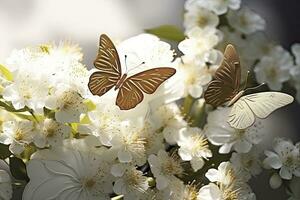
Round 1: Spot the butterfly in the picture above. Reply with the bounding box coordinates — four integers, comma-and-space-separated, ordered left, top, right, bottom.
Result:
204, 44, 294, 130
88, 34, 176, 110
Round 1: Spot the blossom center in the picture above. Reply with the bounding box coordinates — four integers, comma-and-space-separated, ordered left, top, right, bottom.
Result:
197, 16, 208, 27
83, 178, 96, 189
58, 91, 81, 110
162, 156, 183, 176
266, 67, 278, 80
14, 129, 24, 141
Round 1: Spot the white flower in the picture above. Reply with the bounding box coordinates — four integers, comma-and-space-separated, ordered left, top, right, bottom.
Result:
111, 164, 149, 200
85, 97, 122, 146
230, 148, 262, 181
148, 150, 184, 190
204, 162, 256, 200
227, 7, 265, 34
197, 182, 256, 200
158, 177, 185, 200
3, 72, 49, 113
178, 60, 214, 98
5, 43, 89, 95
244, 32, 275, 61
45, 84, 87, 123
290, 43, 300, 102
254, 46, 293, 90
205, 107, 264, 154
23, 148, 114, 200
110, 122, 147, 165
140, 121, 165, 156
35, 118, 71, 147
263, 138, 300, 180
197, 183, 222, 200
179, 27, 221, 63
184, 5, 219, 31
186, 0, 241, 15
0, 165, 12, 200
0, 120, 36, 154
177, 127, 212, 171
150, 103, 187, 145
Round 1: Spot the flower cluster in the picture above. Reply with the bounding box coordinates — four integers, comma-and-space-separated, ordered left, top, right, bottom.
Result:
0, 0, 299, 199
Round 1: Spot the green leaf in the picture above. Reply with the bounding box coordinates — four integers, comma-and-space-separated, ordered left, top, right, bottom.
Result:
0, 143, 11, 159
9, 157, 29, 182
145, 25, 185, 42
0, 64, 13, 81
84, 99, 96, 111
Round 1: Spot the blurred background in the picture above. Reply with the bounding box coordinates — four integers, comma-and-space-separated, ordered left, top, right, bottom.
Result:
0, 0, 299, 199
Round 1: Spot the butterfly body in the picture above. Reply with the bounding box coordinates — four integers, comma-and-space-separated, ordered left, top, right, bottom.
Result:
88, 34, 176, 110
115, 74, 128, 90
227, 90, 245, 106
204, 44, 294, 129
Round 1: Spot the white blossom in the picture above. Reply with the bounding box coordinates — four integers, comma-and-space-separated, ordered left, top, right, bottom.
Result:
185, 0, 241, 15
177, 60, 214, 98
177, 127, 212, 171
179, 27, 221, 64
263, 138, 300, 180
184, 5, 219, 31
148, 150, 184, 190
150, 103, 187, 145
205, 107, 264, 154
254, 46, 293, 90
35, 118, 71, 147
230, 148, 262, 181
203, 162, 256, 200
227, 7, 265, 34
3, 72, 49, 113
111, 164, 149, 200
23, 148, 114, 200
45, 84, 87, 123
0, 120, 36, 154
290, 43, 300, 102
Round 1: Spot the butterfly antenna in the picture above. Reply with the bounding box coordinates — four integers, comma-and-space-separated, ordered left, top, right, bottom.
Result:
244, 83, 265, 92
243, 71, 250, 90
127, 61, 146, 73
124, 55, 128, 73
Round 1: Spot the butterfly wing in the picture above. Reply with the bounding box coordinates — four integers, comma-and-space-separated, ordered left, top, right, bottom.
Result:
116, 79, 144, 110
239, 92, 294, 118
116, 67, 176, 110
204, 44, 241, 107
88, 34, 122, 96
228, 92, 294, 129
227, 98, 255, 129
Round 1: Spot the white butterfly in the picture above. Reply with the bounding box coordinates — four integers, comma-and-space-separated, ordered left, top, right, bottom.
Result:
204, 44, 294, 129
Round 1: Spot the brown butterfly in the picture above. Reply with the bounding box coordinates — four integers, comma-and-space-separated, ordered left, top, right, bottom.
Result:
204, 44, 241, 107
204, 44, 293, 129
88, 34, 176, 110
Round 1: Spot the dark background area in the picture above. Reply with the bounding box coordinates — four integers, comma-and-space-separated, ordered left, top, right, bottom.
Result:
245, 0, 300, 199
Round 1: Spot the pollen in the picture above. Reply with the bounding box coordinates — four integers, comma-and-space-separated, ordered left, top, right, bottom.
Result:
124, 132, 146, 158
59, 91, 81, 110
162, 153, 184, 176
14, 129, 24, 141
191, 134, 209, 154
197, 16, 208, 27
83, 178, 96, 189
